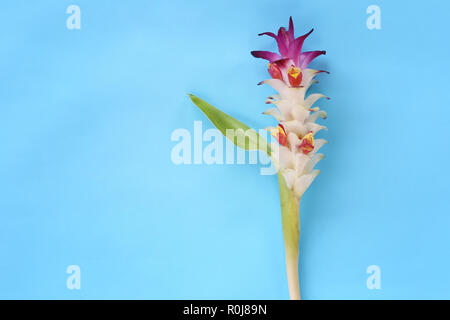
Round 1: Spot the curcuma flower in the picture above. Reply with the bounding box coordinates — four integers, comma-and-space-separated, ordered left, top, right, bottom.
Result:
188, 17, 328, 300
252, 17, 329, 200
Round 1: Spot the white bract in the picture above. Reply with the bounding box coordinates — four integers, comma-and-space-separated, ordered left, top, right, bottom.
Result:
263, 69, 328, 199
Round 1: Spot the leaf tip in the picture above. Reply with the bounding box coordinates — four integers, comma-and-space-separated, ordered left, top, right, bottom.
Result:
188, 93, 201, 106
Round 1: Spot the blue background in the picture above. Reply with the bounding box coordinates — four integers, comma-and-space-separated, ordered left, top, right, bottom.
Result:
0, 0, 449, 299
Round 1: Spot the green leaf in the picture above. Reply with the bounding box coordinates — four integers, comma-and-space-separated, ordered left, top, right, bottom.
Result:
188, 94, 270, 155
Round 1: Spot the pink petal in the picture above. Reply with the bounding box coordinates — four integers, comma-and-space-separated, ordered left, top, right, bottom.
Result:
288, 29, 314, 66
276, 27, 290, 56
258, 31, 277, 38
258, 31, 289, 57
273, 58, 293, 73
299, 50, 326, 69
287, 16, 294, 40
250, 50, 281, 62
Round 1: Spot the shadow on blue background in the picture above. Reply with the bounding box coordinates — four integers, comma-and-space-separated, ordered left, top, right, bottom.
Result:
0, 0, 449, 299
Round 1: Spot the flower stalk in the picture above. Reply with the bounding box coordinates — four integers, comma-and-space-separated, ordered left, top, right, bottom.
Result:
278, 173, 301, 300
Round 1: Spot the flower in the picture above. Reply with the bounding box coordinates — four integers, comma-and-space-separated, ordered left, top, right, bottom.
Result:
254, 17, 328, 199
269, 124, 288, 147
189, 17, 329, 300
251, 17, 326, 88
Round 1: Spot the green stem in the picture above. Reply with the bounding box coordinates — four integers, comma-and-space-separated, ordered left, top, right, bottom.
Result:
278, 174, 301, 300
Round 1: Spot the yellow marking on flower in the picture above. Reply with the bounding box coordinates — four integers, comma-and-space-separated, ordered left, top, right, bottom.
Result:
287, 65, 302, 87
300, 132, 315, 154
269, 124, 287, 146
288, 66, 301, 78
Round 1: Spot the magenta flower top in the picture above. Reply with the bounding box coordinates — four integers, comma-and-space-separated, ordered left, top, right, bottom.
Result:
251, 17, 326, 87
